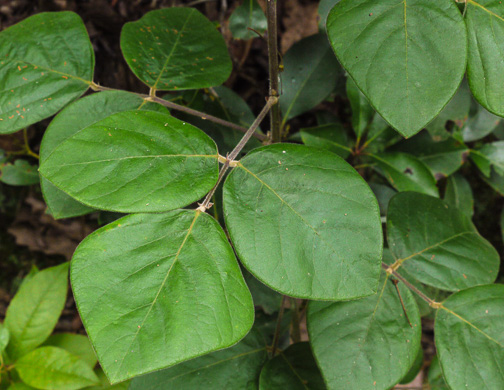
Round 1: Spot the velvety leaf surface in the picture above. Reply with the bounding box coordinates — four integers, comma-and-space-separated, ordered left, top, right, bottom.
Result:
0, 160, 39, 185
40, 110, 219, 213
387, 192, 499, 291
470, 141, 504, 177
16, 346, 99, 390
43, 333, 97, 368
327, 0, 467, 137
466, 0, 504, 117
308, 272, 421, 390
300, 123, 352, 159
346, 77, 374, 140
5, 263, 68, 360
259, 342, 325, 390
229, 0, 267, 39
71, 210, 254, 383
369, 153, 439, 196
0, 12, 94, 134
120, 8, 232, 90
223, 144, 383, 300
129, 328, 267, 390
444, 173, 474, 218
40, 91, 166, 219
280, 34, 340, 124
435, 285, 504, 390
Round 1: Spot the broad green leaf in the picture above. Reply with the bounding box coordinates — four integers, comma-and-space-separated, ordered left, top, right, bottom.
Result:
7, 384, 36, 390
18, 265, 39, 290
39, 110, 219, 213
244, 270, 282, 315
40, 91, 166, 219
120, 8, 232, 91
318, 0, 341, 30
0, 160, 39, 185
369, 152, 439, 197
308, 272, 421, 390
444, 173, 474, 218
16, 346, 99, 390
0, 12, 94, 134
129, 328, 267, 390
280, 34, 340, 125
71, 210, 254, 383
259, 342, 325, 390
229, 0, 268, 39
43, 333, 97, 368
427, 355, 449, 390
426, 79, 471, 141
5, 263, 68, 360
435, 285, 504, 390
346, 77, 374, 140
0, 322, 9, 354
399, 346, 423, 384
84, 369, 130, 390
223, 144, 383, 300
470, 141, 504, 177
461, 100, 501, 142
300, 123, 352, 159
387, 192, 499, 291
364, 113, 402, 152
391, 132, 469, 179
327, 0, 467, 137
369, 183, 396, 216
480, 167, 504, 195
466, 0, 504, 117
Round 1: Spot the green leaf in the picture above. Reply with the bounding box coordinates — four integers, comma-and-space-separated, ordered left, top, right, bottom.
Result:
387, 192, 499, 291
229, 0, 268, 39
435, 285, 504, 389
308, 272, 421, 390
466, 0, 504, 117
461, 101, 501, 142
470, 141, 504, 178
0, 160, 39, 186
369, 152, 439, 197
318, 0, 341, 30
427, 355, 449, 390
399, 346, 423, 384
300, 123, 352, 159
43, 333, 97, 368
71, 210, 254, 383
243, 270, 282, 315
39, 110, 219, 213
259, 342, 325, 390
346, 77, 374, 140
364, 113, 402, 152
40, 91, 166, 219
280, 34, 341, 124
390, 132, 469, 179
480, 167, 504, 195
84, 368, 130, 390
129, 328, 267, 390
120, 8, 232, 91
7, 384, 37, 390
0, 322, 9, 354
327, 0, 467, 137
16, 346, 100, 390
369, 183, 396, 216
223, 144, 383, 300
444, 173, 474, 218
5, 263, 68, 360
0, 12, 94, 134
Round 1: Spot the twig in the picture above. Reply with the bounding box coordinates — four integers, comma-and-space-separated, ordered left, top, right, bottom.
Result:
271, 295, 288, 357
392, 279, 413, 328
266, 0, 281, 142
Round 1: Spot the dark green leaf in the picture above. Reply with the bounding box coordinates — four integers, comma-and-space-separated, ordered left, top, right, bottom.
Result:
120, 8, 232, 90
5, 263, 68, 360
40, 110, 219, 213
346, 77, 374, 140
40, 91, 166, 219
387, 192, 499, 291
444, 173, 474, 218
16, 346, 99, 390
466, 0, 504, 117
327, 0, 467, 137
369, 153, 439, 197
224, 144, 383, 300
435, 285, 504, 389
0, 12, 94, 134
129, 328, 267, 390
399, 346, 423, 384
369, 183, 396, 216
229, 0, 267, 39
85, 368, 130, 390
461, 101, 501, 142
427, 355, 449, 390
71, 210, 254, 383
244, 270, 282, 315
364, 113, 402, 153
43, 333, 97, 368
280, 34, 340, 124
308, 272, 421, 390
470, 141, 504, 178
300, 123, 352, 159
318, 0, 341, 30
0, 160, 39, 186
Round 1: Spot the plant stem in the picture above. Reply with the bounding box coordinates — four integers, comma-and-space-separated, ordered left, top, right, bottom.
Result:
271, 295, 288, 357
266, 0, 281, 143
199, 96, 278, 210
90, 83, 266, 141
290, 298, 301, 343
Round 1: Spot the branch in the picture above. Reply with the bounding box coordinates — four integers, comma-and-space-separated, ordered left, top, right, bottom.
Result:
266, 0, 281, 143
